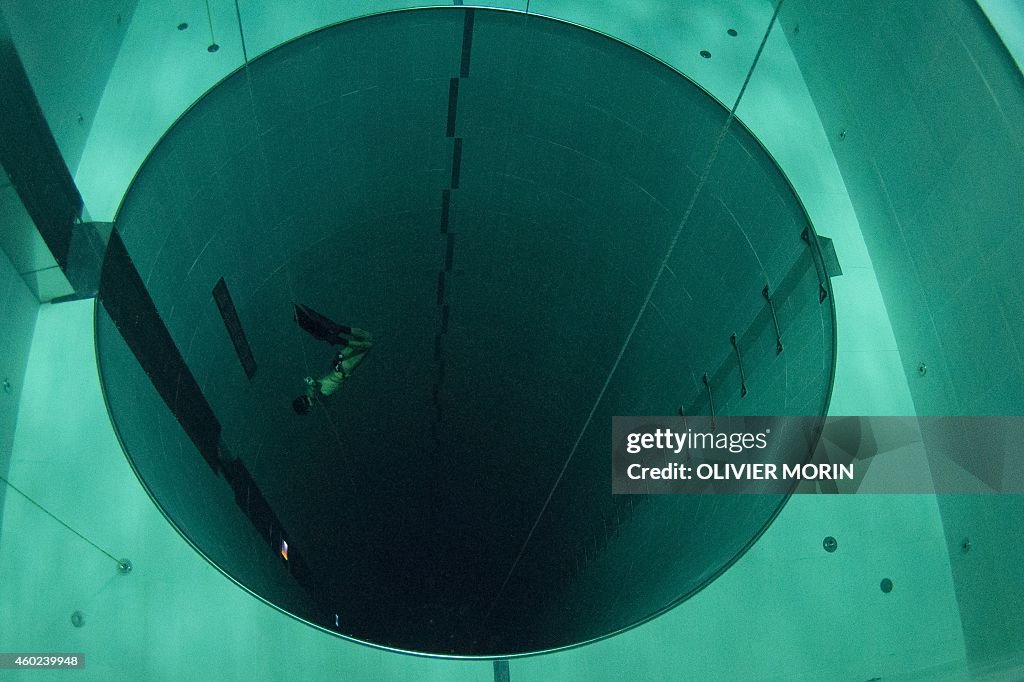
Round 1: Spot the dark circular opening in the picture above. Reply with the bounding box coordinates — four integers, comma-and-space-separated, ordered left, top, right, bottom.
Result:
727, 28, 738, 37
97, 7, 835, 657
880, 578, 894, 593
177, 22, 189, 31
700, 49, 712, 58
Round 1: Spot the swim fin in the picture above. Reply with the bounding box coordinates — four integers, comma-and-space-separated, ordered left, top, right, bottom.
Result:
293, 304, 352, 345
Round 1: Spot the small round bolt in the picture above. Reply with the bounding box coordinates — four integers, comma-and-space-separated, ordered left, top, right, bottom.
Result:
177, 22, 189, 31
880, 578, 894, 593
823, 536, 838, 553
207, 43, 220, 53
118, 558, 133, 574
2, 378, 11, 394
918, 362, 927, 376
727, 28, 738, 37
71, 610, 85, 627
700, 50, 712, 59
961, 537, 971, 554
838, 128, 848, 141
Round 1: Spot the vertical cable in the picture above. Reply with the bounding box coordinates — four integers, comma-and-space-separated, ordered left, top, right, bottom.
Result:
233, 0, 250, 65
204, 0, 219, 51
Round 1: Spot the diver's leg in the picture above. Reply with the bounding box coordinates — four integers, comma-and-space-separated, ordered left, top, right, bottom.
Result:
349, 327, 372, 342
335, 345, 370, 375
336, 326, 372, 347
346, 338, 373, 351
338, 326, 373, 351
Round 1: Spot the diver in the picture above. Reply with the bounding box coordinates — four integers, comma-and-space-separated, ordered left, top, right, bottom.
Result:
291, 303, 373, 414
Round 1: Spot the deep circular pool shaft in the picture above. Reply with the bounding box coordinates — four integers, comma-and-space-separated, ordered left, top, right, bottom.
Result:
96, 7, 835, 656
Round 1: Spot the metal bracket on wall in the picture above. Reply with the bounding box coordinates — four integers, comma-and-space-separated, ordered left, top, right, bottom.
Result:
816, 235, 842, 278
762, 284, 784, 355
801, 226, 831, 303
730, 333, 748, 397
702, 372, 716, 430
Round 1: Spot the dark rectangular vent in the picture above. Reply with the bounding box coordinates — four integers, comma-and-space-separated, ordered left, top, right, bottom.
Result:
446, 78, 459, 137
451, 137, 463, 188
460, 9, 475, 78
213, 277, 257, 379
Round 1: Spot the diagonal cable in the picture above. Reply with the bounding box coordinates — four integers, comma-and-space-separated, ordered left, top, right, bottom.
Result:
482, 0, 787, 624
1, 473, 122, 564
